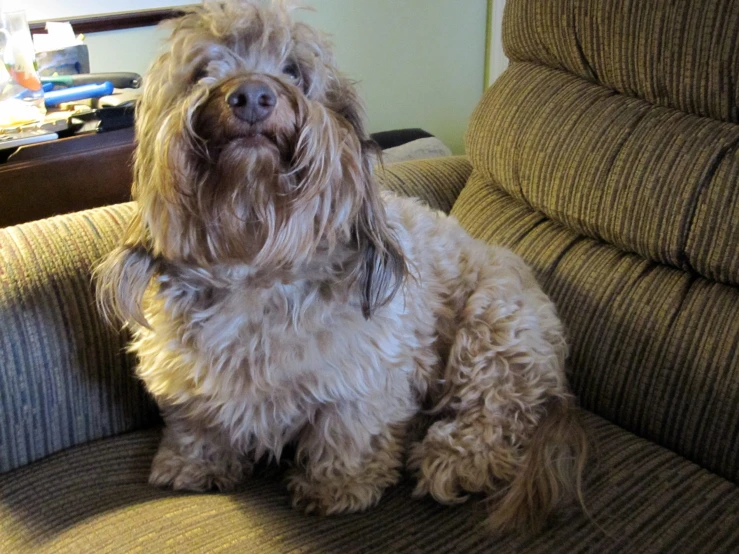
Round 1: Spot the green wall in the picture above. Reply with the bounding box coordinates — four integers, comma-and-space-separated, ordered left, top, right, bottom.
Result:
83, 1, 487, 154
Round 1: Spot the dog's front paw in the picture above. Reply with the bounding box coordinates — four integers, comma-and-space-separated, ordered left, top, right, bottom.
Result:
149, 445, 246, 492
286, 470, 386, 515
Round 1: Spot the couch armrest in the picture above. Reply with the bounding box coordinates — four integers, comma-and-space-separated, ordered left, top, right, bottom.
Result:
0, 203, 157, 474
377, 156, 472, 214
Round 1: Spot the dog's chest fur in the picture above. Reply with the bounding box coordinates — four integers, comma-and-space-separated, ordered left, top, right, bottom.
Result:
131, 195, 485, 456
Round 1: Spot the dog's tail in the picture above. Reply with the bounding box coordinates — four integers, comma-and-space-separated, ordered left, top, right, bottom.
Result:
487, 397, 589, 534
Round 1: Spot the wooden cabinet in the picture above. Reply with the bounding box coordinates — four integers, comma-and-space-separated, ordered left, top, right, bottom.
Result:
0, 128, 134, 228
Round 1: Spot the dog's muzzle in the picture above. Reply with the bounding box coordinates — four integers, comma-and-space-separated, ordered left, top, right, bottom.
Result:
226, 80, 276, 124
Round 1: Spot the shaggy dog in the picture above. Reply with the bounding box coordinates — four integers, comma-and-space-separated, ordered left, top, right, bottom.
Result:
96, 0, 587, 532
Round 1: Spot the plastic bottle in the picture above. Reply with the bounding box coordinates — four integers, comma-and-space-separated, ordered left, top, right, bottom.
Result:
0, 8, 46, 130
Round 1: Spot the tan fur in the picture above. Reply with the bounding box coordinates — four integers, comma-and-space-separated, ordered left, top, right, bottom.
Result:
95, 0, 587, 533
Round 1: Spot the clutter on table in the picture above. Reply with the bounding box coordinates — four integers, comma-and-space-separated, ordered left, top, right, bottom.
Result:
0, 10, 141, 157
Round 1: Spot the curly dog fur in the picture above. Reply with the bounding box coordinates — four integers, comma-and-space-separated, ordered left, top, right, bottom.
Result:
96, 0, 587, 532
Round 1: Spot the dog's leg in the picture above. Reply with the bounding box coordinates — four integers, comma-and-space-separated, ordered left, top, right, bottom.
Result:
286, 404, 410, 515
409, 249, 587, 532
149, 411, 248, 492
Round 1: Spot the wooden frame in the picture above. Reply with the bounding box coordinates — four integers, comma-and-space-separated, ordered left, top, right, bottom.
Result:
28, 5, 195, 34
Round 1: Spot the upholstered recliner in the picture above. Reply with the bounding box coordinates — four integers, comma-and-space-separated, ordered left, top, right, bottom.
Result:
2, 0, 738, 551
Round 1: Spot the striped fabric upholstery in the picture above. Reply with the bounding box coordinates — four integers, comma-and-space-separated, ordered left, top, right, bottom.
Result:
377, 156, 472, 213
3, 412, 739, 553
466, 62, 739, 286
457, 0, 739, 484
0, 204, 158, 474
503, 0, 739, 124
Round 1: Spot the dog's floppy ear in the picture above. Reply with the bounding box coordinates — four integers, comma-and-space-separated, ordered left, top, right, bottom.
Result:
330, 76, 407, 318
332, 75, 379, 148
355, 195, 407, 319
95, 212, 160, 329
351, 125, 407, 319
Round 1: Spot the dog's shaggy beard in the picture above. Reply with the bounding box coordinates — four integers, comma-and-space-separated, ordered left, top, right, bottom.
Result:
189, 91, 394, 282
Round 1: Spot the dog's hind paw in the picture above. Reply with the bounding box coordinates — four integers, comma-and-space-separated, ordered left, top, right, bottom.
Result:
408, 418, 507, 505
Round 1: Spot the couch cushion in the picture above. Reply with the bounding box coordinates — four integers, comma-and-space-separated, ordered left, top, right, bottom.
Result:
503, 0, 739, 124
378, 155, 472, 214
470, 0, 739, 286
1, 412, 738, 553
466, 61, 739, 287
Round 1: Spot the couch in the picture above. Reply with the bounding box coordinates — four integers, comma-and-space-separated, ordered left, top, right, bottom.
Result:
2, 0, 738, 552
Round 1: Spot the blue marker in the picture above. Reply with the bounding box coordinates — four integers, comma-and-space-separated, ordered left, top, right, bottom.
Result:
44, 82, 115, 107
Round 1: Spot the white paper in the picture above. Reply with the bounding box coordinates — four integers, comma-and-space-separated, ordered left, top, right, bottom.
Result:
32, 21, 82, 52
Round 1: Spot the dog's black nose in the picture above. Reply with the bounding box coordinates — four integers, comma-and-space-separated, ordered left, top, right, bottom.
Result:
227, 81, 277, 124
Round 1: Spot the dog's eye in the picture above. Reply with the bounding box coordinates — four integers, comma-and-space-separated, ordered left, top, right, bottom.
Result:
281, 62, 301, 82
192, 67, 207, 83
191, 60, 212, 84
